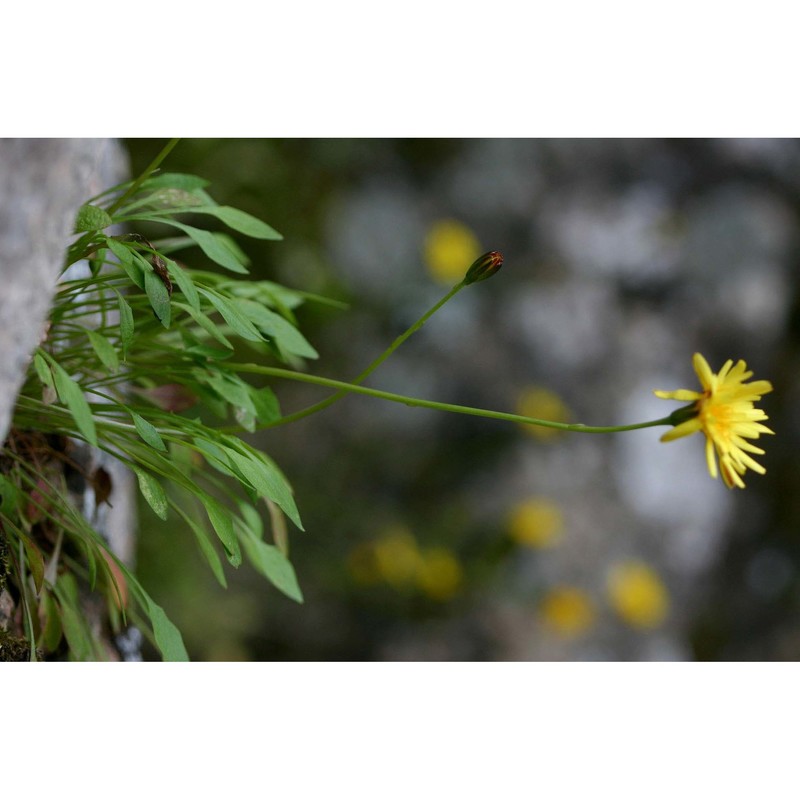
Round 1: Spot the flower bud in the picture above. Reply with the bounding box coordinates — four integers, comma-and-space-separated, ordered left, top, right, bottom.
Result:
463, 250, 503, 285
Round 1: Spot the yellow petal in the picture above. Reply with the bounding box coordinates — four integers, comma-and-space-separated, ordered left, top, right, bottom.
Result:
705, 437, 718, 478
660, 417, 702, 442
653, 389, 700, 402
692, 353, 714, 389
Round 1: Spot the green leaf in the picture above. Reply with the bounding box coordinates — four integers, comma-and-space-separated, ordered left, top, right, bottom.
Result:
86, 329, 120, 373
241, 535, 303, 603
0, 475, 19, 515
50, 361, 97, 447
193, 438, 240, 479
114, 560, 189, 662
197, 370, 257, 416
250, 386, 281, 423
143, 173, 211, 191
115, 291, 135, 360
74, 204, 112, 233
239, 501, 264, 539
144, 268, 171, 328
186, 206, 282, 240
166, 259, 200, 310
131, 412, 167, 452
33, 353, 53, 387
22, 536, 44, 594
198, 289, 263, 342
145, 219, 249, 273
213, 234, 251, 268
238, 300, 318, 359
173, 302, 234, 349
185, 344, 234, 361
55, 574, 100, 661
41, 590, 63, 652
176, 508, 227, 588
131, 188, 206, 212
106, 239, 145, 289
202, 497, 241, 567
147, 601, 190, 662
225, 445, 303, 530
134, 468, 168, 520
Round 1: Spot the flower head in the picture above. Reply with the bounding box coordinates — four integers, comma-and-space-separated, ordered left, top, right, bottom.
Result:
463, 250, 504, 285
654, 353, 773, 489
538, 586, 595, 637
607, 561, 668, 629
424, 219, 481, 285
507, 498, 564, 548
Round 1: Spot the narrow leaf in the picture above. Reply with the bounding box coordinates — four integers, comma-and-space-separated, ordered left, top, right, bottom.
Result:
134, 468, 168, 520
131, 412, 167, 452
177, 509, 227, 588
238, 300, 318, 359
241, 535, 303, 603
145, 218, 249, 273
115, 291, 135, 360
55, 574, 100, 661
22, 537, 45, 594
110, 552, 189, 661
202, 497, 241, 567
143, 173, 211, 191
34, 353, 53, 387
225, 446, 303, 530
198, 370, 257, 416
50, 362, 97, 447
250, 386, 281, 424
166, 259, 200, 310
107, 238, 145, 289
144, 269, 171, 328
187, 206, 282, 240
148, 601, 190, 662
86, 329, 120, 373
197, 289, 263, 342
174, 302, 233, 349
0, 475, 19, 514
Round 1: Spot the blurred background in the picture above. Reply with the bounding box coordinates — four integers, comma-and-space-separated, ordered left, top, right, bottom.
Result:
125, 139, 800, 661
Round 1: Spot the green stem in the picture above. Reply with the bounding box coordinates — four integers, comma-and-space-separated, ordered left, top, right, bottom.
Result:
228, 363, 673, 434
107, 138, 180, 215
275, 281, 465, 427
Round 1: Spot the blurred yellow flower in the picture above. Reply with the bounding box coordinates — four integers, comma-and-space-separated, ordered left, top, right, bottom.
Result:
424, 219, 481, 285
607, 561, 669, 629
655, 353, 773, 489
539, 586, 595, 637
515, 387, 570, 441
507, 498, 564, 548
416, 547, 463, 601
348, 528, 465, 600
372, 527, 424, 589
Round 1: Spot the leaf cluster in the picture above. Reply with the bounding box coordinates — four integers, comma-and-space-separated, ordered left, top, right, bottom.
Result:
1, 170, 326, 660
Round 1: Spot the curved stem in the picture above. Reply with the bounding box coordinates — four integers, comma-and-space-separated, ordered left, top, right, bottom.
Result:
227, 363, 673, 434
274, 281, 465, 427
107, 138, 180, 215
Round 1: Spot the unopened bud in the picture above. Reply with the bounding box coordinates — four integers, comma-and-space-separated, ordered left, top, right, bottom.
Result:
464, 250, 503, 285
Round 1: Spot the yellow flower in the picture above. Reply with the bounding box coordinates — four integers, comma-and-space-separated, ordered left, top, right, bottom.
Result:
515, 387, 570, 441
538, 586, 595, 637
607, 561, 669, 629
372, 527, 424, 589
507, 498, 564, 548
424, 220, 481, 285
654, 353, 773, 489
416, 548, 463, 601
347, 526, 423, 588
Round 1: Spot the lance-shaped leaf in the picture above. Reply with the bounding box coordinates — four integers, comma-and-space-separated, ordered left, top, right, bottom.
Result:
49, 361, 97, 447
